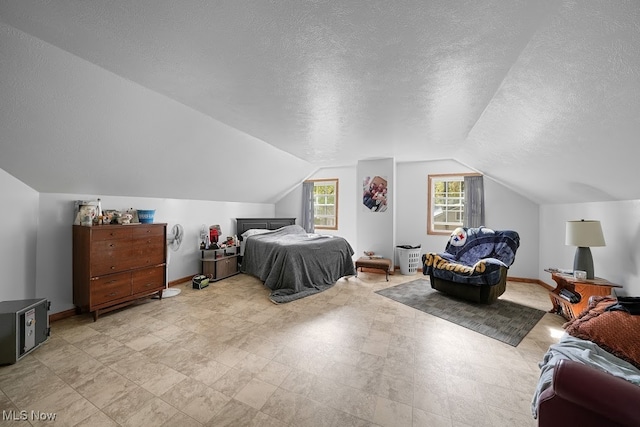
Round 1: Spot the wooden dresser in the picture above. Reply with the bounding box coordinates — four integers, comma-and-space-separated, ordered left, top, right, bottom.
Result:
73, 223, 167, 321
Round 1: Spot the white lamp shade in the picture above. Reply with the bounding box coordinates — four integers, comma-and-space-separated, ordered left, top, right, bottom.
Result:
565, 220, 606, 247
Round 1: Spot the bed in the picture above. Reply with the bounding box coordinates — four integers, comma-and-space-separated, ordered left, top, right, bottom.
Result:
236, 217, 298, 235
236, 218, 356, 303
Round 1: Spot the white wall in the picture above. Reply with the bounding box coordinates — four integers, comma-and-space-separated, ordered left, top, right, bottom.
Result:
395, 159, 473, 263
277, 159, 540, 278
36, 193, 274, 314
395, 160, 538, 279
275, 166, 358, 254
357, 159, 396, 265
274, 184, 302, 223
9, 158, 638, 316
483, 176, 539, 279
540, 200, 640, 296
0, 169, 39, 301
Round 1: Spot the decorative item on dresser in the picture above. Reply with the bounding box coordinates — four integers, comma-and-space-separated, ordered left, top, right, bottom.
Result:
73, 223, 167, 321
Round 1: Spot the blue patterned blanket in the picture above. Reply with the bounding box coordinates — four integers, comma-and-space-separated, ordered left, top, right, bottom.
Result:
423, 227, 520, 286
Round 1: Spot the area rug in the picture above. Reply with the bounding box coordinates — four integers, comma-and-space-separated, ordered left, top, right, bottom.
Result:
375, 279, 545, 346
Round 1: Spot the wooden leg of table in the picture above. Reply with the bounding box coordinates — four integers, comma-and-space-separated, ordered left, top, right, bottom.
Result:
548, 294, 559, 313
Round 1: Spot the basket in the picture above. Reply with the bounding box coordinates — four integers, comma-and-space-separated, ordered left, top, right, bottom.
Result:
397, 247, 422, 275
137, 209, 155, 224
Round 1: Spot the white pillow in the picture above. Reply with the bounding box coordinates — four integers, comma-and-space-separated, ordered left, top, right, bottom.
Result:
241, 228, 272, 239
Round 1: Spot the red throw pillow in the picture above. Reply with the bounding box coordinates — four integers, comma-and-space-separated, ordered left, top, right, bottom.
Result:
564, 296, 640, 369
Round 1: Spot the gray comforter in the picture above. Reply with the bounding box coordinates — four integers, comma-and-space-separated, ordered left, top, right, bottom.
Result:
240, 225, 356, 303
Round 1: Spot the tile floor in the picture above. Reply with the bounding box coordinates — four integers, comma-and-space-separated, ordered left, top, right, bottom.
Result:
0, 272, 564, 426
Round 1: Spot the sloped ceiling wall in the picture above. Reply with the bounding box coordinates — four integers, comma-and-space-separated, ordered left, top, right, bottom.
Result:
1, 1, 639, 204
0, 22, 314, 204
461, 1, 640, 203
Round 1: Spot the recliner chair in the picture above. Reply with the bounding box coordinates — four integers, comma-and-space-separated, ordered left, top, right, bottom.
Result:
422, 227, 520, 303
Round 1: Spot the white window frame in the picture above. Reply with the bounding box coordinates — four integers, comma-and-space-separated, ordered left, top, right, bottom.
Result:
310, 179, 338, 230
427, 173, 478, 235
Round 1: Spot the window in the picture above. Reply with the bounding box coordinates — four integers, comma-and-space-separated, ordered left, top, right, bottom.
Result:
311, 179, 338, 230
428, 174, 476, 234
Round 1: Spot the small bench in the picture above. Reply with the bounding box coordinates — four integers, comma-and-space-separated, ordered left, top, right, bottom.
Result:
355, 257, 391, 281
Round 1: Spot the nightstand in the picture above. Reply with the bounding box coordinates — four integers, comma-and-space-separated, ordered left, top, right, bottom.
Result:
545, 269, 622, 320
201, 246, 240, 282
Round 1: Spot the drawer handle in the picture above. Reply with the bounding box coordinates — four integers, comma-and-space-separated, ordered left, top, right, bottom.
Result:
106, 280, 118, 284
110, 266, 116, 270
144, 283, 153, 287
108, 292, 118, 297
109, 244, 115, 247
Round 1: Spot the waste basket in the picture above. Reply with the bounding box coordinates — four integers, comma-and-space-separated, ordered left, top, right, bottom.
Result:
396, 245, 422, 275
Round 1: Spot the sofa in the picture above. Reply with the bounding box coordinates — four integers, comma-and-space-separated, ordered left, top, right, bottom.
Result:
537, 359, 640, 427
533, 296, 640, 426
422, 226, 520, 303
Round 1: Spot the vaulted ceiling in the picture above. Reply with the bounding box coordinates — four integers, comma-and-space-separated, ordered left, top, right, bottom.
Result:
1, 1, 639, 204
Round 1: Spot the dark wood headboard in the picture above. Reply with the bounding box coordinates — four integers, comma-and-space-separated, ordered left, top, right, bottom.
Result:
236, 218, 296, 238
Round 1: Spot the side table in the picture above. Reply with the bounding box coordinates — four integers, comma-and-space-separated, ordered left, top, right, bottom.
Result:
545, 269, 622, 320
201, 246, 240, 282
355, 257, 391, 281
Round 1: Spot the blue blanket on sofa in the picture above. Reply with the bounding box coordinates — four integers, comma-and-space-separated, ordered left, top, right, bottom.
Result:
423, 227, 520, 286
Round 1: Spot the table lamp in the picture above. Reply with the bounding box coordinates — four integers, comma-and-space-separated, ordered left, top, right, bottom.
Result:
565, 220, 606, 279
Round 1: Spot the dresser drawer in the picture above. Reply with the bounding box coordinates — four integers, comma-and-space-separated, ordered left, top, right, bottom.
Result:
132, 266, 165, 295
92, 227, 131, 242
91, 272, 132, 306
91, 240, 134, 275
130, 238, 165, 268
132, 225, 165, 239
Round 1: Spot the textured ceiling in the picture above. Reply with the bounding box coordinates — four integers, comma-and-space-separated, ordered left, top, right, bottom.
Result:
1, 0, 640, 204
